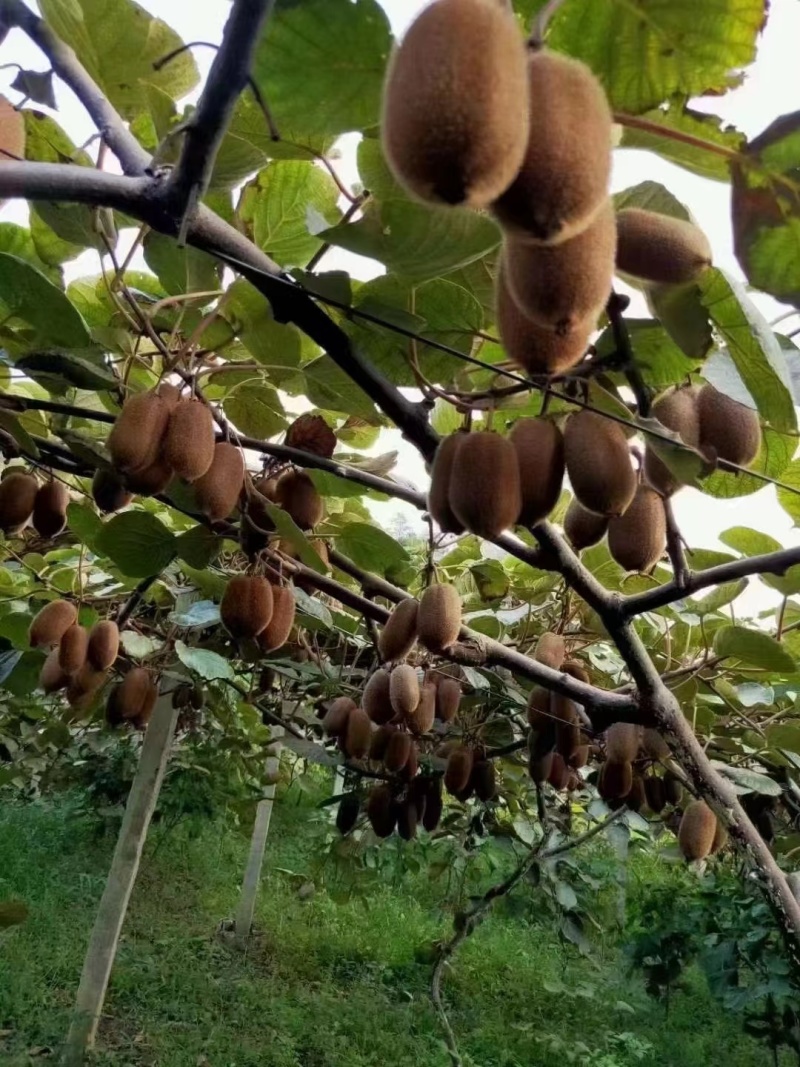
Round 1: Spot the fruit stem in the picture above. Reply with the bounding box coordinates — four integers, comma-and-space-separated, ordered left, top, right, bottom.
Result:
529, 0, 570, 48
613, 111, 743, 162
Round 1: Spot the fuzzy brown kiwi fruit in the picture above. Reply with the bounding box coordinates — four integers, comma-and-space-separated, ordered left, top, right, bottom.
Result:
626, 775, 646, 812
664, 774, 684, 807
363, 668, 393, 725
220, 575, 273, 640
607, 485, 667, 573
411, 681, 437, 735
422, 778, 443, 832
58, 624, 88, 674
39, 648, 70, 694
384, 729, 413, 773
564, 410, 637, 518
381, 0, 529, 209
390, 663, 420, 718
554, 695, 581, 762
448, 431, 522, 538
193, 442, 245, 522
616, 209, 712, 284
642, 727, 670, 761
32, 480, 69, 538
378, 599, 419, 663
91, 468, 133, 514
162, 398, 216, 482
336, 793, 361, 835
66, 662, 107, 708
471, 759, 496, 801
366, 784, 397, 838
257, 585, 296, 653
563, 497, 608, 551
117, 667, 158, 722
369, 724, 395, 762
395, 798, 418, 841
444, 745, 474, 796
322, 696, 356, 737
534, 632, 565, 671
29, 600, 78, 649
417, 583, 461, 653
526, 686, 551, 728
548, 752, 570, 791
568, 745, 589, 770
436, 677, 461, 723
427, 434, 465, 534
508, 418, 565, 527
87, 620, 120, 671
528, 726, 555, 784
598, 759, 633, 800
124, 455, 173, 496
605, 722, 641, 764
408, 777, 429, 822
678, 799, 718, 861
107, 386, 178, 473
709, 820, 728, 856
697, 383, 762, 468
643, 386, 701, 497
275, 470, 323, 530
644, 775, 667, 814
344, 707, 373, 760
0, 471, 38, 532
493, 51, 612, 244
503, 200, 616, 334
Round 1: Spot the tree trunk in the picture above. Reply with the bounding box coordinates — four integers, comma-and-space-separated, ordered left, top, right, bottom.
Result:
61, 697, 178, 1066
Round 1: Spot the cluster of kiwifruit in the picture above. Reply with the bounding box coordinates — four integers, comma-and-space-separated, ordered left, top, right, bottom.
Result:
526, 635, 590, 791
239, 466, 326, 563
0, 469, 70, 538
219, 572, 297, 654
363, 776, 444, 840
378, 584, 463, 661
30, 600, 119, 710
105, 667, 160, 730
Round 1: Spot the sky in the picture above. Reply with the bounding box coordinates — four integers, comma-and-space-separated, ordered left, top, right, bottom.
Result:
2, 0, 800, 615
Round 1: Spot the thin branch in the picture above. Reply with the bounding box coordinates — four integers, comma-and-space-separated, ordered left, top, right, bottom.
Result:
663, 496, 690, 590
607, 290, 650, 417
529, 0, 570, 48
614, 111, 743, 163
116, 575, 157, 629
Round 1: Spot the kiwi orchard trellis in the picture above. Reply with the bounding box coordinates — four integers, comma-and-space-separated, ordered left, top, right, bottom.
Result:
2, 0, 800, 1063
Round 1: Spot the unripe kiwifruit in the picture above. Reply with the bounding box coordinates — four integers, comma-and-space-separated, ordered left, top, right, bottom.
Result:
124, 455, 173, 496
678, 799, 718, 861
448, 432, 522, 538
275, 470, 323, 530
396, 798, 419, 841
411, 682, 437, 735
471, 759, 496, 801
385, 729, 413, 773
493, 51, 612, 244
422, 778, 443, 832
642, 727, 670, 762
563, 497, 608, 551
378, 599, 418, 663
29, 599, 78, 649
548, 751, 570, 791
496, 266, 592, 375
117, 666, 158, 722
381, 0, 529, 209
643, 385, 701, 497
0, 471, 38, 532
221, 575, 273, 640
336, 793, 360, 835
363, 668, 393, 725
87, 620, 120, 671
427, 434, 465, 534
32, 480, 69, 538
162, 398, 216, 482
598, 759, 633, 800
417, 583, 461, 653
58, 623, 88, 674
503, 200, 616, 334
605, 722, 641, 764
664, 774, 684, 807
366, 784, 397, 838
257, 584, 296, 653
564, 410, 637, 518
322, 696, 356, 737
608, 485, 667, 573
697, 383, 762, 468
92, 468, 133, 514
616, 209, 712, 284
344, 706, 373, 760
39, 648, 70, 694
534, 632, 565, 671
390, 663, 420, 718
644, 775, 667, 814
107, 387, 177, 473
445, 745, 474, 796
436, 676, 461, 723
508, 418, 565, 527
369, 724, 395, 762
194, 442, 245, 522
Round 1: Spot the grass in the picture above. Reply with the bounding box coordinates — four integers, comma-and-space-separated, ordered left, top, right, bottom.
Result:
0, 784, 789, 1067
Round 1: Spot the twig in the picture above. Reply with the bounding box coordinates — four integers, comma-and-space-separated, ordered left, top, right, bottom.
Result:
116, 575, 158, 629
663, 497, 690, 590
529, 0, 570, 48
607, 291, 650, 418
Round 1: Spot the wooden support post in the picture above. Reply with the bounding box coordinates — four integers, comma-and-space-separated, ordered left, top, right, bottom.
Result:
61, 697, 178, 1066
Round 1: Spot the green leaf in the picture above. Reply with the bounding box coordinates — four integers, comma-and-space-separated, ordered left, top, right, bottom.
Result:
594, 319, 698, 390
262, 502, 328, 573
299, 356, 378, 421
95, 512, 176, 578
294, 587, 333, 629
0, 410, 40, 459
223, 383, 287, 439
336, 522, 410, 578
690, 579, 748, 617
614, 181, 693, 222
646, 281, 713, 361
0, 222, 58, 280
169, 600, 221, 629
715, 763, 782, 796
777, 459, 800, 526
620, 103, 744, 182
224, 279, 302, 379
119, 631, 162, 659
713, 626, 796, 673
14, 350, 117, 394
766, 723, 800, 753
143, 233, 222, 296
67, 501, 104, 554
176, 526, 221, 570
471, 560, 510, 601
720, 527, 782, 557
0, 254, 90, 350
174, 640, 233, 681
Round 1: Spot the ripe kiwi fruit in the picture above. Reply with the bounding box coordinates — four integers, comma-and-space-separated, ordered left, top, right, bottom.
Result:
275, 470, 323, 530
697, 383, 762, 468
411, 681, 437, 735
378, 599, 419, 663
598, 759, 633, 800
445, 745, 474, 796
381, 0, 529, 209
390, 663, 420, 718
709, 820, 728, 856
0, 471, 38, 532
344, 706, 373, 760
366, 784, 397, 838
564, 410, 637, 518
322, 696, 356, 737
58, 624, 88, 674
528, 746, 554, 785
664, 774, 684, 807
563, 497, 608, 551
493, 50, 612, 244
626, 774, 646, 812
408, 777, 429, 822
396, 798, 419, 841
605, 722, 641, 763
527, 686, 551, 728
107, 386, 177, 473
194, 442, 245, 522
568, 744, 589, 770
436, 676, 461, 723
508, 418, 565, 527
257, 584, 296, 653
616, 209, 712, 284
92, 468, 133, 514
642, 727, 670, 762
554, 695, 581, 761
32, 480, 69, 538
162, 398, 216, 482
548, 751, 570, 791
448, 431, 522, 538
369, 724, 395, 762
29, 600, 78, 649
39, 648, 70, 694
417, 583, 461, 653
220, 575, 273, 640
643, 385, 701, 497
608, 485, 667, 573
363, 668, 393, 725
385, 729, 413, 773
87, 620, 120, 671
124, 455, 173, 496
427, 434, 465, 534
471, 759, 496, 801
67, 662, 107, 707
503, 200, 616, 334
644, 774, 667, 814
336, 793, 361, 835
117, 667, 158, 723
422, 778, 443, 832
678, 799, 718, 861
534, 632, 565, 671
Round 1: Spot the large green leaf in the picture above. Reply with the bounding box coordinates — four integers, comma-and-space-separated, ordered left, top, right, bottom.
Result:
619, 103, 744, 182
262, 503, 328, 573
175, 640, 233, 681
0, 254, 90, 350
143, 234, 222, 296
14, 350, 117, 394
713, 626, 796, 673
336, 522, 410, 578
223, 382, 287, 439
594, 319, 698, 390
296, 357, 379, 422
0, 222, 59, 281
224, 279, 303, 380
95, 512, 177, 578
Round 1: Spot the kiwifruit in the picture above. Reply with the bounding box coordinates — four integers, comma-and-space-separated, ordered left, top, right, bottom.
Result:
162, 398, 216, 482
258, 584, 296, 653
322, 696, 356, 737
436, 676, 461, 723
124, 455, 173, 496
29, 599, 78, 649
252, 474, 279, 500
605, 722, 641, 763
564, 410, 637, 518
275, 470, 323, 530
508, 418, 565, 527
554, 695, 581, 761
472, 759, 496, 801
220, 575, 273, 640
709, 820, 728, 856
608, 485, 667, 573
86, 620, 120, 671
427, 434, 465, 534
107, 387, 178, 473
390, 663, 420, 718
563, 659, 590, 685
418, 583, 461, 653
449, 431, 522, 538
68, 661, 107, 701
0, 471, 38, 532
535, 632, 565, 671
697, 383, 762, 468
369, 724, 395, 762
57, 624, 88, 674
117, 667, 158, 722
422, 778, 443, 832
402, 740, 420, 781
366, 784, 397, 838
598, 759, 633, 800
411, 681, 437, 735
240, 493, 273, 557
408, 777, 429, 822
32, 480, 69, 538
396, 798, 419, 841
642, 727, 670, 761
336, 793, 360, 835
563, 497, 608, 551
344, 706, 373, 760
385, 729, 413, 773
39, 648, 70, 694
493, 51, 612, 244
445, 745, 474, 796
664, 774, 684, 807
548, 751, 570, 791
503, 200, 616, 334
568, 745, 589, 770
363, 668, 393, 725
678, 799, 718, 861
616, 209, 712, 284
626, 774, 646, 812
91, 468, 133, 514
381, 0, 529, 209
644, 775, 667, 814
527, 686, 551, 729
378, 599, 419, 663
194, 442, 245, 522
528, 740, 555, 786
643, 385, 701, 497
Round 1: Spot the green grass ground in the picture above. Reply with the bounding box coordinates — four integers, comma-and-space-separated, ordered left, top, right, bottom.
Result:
0, 789, 786, 1067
